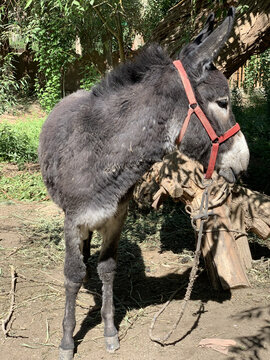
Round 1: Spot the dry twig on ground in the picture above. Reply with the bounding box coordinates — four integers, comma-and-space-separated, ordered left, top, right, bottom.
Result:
1, 265, 17, 337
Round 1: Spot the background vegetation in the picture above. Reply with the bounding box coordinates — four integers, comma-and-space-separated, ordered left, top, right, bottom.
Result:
1, 0, 268, 112
0, 0, 269, 201
1, 0, 182, 111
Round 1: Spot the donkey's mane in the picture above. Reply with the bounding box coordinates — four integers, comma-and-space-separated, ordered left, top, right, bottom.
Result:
92, 44, 171, 97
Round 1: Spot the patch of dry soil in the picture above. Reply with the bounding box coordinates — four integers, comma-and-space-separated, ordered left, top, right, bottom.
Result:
0, 202, 269, 360
0, 103, 46, 123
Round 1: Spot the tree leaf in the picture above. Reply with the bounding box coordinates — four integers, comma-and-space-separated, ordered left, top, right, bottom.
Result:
25, 0, 33, 10
72, 0, 80, 6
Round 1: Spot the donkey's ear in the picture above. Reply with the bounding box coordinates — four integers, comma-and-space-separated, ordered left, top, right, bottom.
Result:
193, 13, 215, 45
194, 7, 235, 63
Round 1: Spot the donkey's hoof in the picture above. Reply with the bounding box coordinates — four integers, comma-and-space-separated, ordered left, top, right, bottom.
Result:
105, 334, 120, 353
59, 347, 74, 360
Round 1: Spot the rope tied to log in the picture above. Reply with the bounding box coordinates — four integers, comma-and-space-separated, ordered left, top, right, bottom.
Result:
149, 182, 214, 345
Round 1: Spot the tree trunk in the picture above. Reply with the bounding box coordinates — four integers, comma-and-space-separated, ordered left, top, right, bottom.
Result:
149, 0, 270, 77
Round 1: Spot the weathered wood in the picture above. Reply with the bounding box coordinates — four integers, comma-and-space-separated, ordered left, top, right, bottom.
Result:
175, 164, 250, 289
202, 205, 250, 289
229, 192, 253, 270
231, 186, 270, 239
134, 151, 270, 289
250, 218, 270, 240
236, 236, 253, 270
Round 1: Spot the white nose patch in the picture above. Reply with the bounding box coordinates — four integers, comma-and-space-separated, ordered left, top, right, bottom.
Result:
217, 131, 250, 175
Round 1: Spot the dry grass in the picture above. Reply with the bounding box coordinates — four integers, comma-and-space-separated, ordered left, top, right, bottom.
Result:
248, 258, 270, 286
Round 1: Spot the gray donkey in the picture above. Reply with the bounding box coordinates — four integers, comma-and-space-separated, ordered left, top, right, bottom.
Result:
39, 7, 249, 360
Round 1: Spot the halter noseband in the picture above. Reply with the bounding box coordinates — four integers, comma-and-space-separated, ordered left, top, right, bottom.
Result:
173, 60, 240, 179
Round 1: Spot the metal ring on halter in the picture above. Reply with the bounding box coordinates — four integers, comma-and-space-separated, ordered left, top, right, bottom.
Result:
189, 103, 198, 109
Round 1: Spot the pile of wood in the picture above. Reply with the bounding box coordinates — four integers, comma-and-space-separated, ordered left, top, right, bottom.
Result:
134, 151, 270, 290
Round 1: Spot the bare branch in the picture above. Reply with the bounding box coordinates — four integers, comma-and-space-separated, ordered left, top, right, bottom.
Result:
91, 3, 119, 41
1, 266, 17, 337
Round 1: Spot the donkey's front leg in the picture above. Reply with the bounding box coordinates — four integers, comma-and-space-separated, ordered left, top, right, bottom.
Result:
97, 201, 128, 352
59, 218, 86, 360
98, 258, 119, 352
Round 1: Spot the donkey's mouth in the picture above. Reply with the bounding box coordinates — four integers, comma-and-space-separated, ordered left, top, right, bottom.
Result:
218, 167, 236, 183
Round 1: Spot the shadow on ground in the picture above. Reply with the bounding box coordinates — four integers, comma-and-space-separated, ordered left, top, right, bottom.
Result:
73, 236, 231, 354
71, 195, 270, 358
228, 305, 270, 360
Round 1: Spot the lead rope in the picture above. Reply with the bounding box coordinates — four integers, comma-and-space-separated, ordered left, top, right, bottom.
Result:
149, 182, 213, 345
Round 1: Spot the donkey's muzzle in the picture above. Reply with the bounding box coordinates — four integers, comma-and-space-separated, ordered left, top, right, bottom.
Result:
218, 167, 236, 183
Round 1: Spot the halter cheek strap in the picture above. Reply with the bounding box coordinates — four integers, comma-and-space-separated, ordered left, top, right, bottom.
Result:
173, 60, 240, 179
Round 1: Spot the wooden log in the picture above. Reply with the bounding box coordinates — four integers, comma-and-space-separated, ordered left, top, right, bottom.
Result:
134, 151, 269, 289
250, 218, 270, 239
202, 206, 250, 289
182, 183, 250, 290
231, 186, 270, 239
229, 195, 252, 270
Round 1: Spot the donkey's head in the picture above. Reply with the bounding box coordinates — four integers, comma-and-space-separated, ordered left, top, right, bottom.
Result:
177, 7, 249, 182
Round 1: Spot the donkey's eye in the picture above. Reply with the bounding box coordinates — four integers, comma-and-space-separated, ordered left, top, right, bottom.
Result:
216, 99, 228, 109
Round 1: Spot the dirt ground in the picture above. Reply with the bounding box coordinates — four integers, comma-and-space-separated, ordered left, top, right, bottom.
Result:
0, 202, 269, 360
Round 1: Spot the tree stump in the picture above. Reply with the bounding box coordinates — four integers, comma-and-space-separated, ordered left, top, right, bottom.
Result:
134, 151, 270, 290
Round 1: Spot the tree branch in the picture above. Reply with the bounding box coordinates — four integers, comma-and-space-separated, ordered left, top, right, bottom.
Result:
91, 4, 119, 41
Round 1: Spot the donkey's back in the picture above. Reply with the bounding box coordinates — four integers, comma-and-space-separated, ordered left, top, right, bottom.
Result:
39, 47, 177, 221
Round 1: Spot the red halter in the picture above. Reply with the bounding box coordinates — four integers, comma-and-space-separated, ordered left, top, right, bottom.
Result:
173, 60, 240, 179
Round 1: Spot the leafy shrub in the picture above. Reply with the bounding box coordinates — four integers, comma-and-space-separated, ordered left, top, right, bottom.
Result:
0, 119, 43, 164
0, 54, 30, 115
244, 49, 270, 103
0, 171, 47, 201
80, 64, 100, 91
232, 94, 270, 194
29, 5, 76, 112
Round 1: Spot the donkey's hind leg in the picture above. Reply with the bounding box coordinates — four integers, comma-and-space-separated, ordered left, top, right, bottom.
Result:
59, 217, 86, 360
97, 201, 128, 352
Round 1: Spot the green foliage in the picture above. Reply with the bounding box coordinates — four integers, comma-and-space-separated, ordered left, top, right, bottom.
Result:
0, 170, 47, 201
0, 117, 44, 163
80, 64, 100, 91
236, 4, 250, 14
143, 0, 179, 40
231, 87, 243, 110
244, 49, 270, 102
0, 113, 46, 201
232, 95, 270, 194
260, 49, 270, 103
21, 0, 147, 111
27, 2, 76, 111
0, 124, 37, 163
0, 54, 19, 114
244, 56, 260, 92
0, 54, 29, 115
